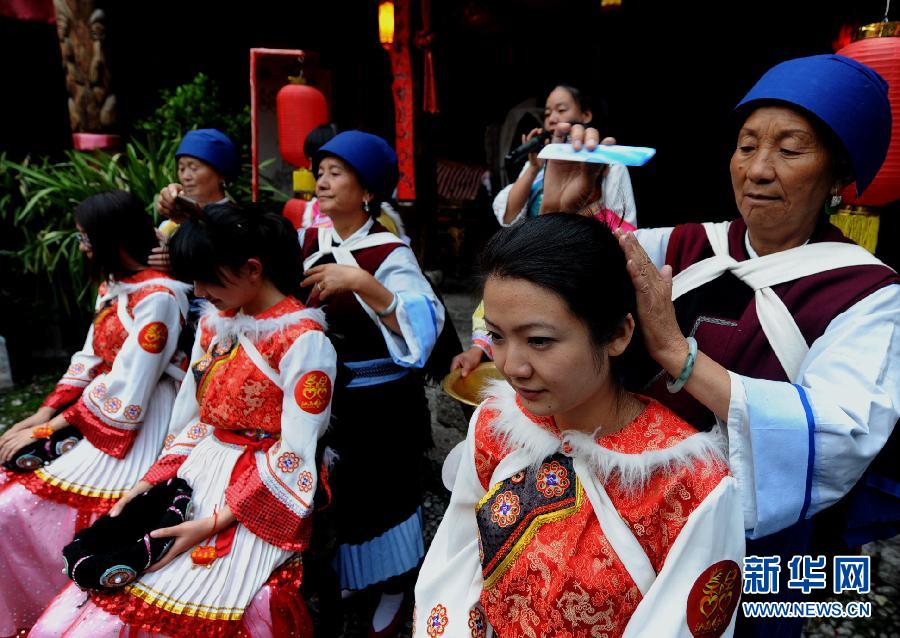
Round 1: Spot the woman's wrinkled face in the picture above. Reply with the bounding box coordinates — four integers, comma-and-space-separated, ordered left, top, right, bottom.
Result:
316, 156, 370, 218
543, 86, 590, 134
178, 156, 224, 204
192, 262, 260, 312
484, 276, 611, 418
730, 106, 835, 245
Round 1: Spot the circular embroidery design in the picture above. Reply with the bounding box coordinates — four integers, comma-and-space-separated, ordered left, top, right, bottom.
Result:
164, 434, 175, 449
99, 564, 137, 588
187, 424, 208, 440
510, 470, 525, 484
468, 607, 486, 638
90, 383, 107, 400
68, 363, 85, 376
277, 452, 301, 473
138, 322, 168, 354
123, 404, 142, 421
294, 371, 332, 414
536, 460, 570, 498
686, 560, 741, 638
490, 491, 521, 528
15, 454, 43, 470
427, 604, 449, 637
297, 470, 314, 492
103, 397, 122, 414
55, 437, 80, 456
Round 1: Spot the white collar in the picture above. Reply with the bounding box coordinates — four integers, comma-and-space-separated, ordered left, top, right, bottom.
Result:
744, 230, 810, 259
330, 217, 375, 246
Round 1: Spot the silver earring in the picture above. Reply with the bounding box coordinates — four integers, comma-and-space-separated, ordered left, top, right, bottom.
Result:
363, 200, 370, 213
830, 194, 842, 208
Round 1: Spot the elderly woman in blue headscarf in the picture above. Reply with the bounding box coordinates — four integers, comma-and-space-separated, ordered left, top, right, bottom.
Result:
298, 131, 445, 636
542, 55, 899, 637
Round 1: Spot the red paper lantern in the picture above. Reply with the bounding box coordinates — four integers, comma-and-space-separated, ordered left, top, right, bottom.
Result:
838, 23, 900, 207
276, 83, 328, 168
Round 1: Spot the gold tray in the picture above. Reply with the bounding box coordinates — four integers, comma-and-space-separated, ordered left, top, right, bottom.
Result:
441, 362, 506, 406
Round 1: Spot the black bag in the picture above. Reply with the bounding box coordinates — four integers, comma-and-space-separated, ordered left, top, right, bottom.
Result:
62, 477, 193, 590
3, 425, 83, 473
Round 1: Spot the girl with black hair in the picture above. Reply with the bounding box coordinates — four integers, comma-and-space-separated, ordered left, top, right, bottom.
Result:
0, 190, 191, 636
415, 215, 744, 638
31, 202, 336, 638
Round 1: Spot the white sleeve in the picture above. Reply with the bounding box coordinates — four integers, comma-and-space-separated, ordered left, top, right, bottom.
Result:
623, 477, 745, 638
633, 226, 675, 270
601, 163, 638, 226
369, 246, 446, 368
414, 406, 492, 637
724, 284, 900, 538
491, 164, 531, 227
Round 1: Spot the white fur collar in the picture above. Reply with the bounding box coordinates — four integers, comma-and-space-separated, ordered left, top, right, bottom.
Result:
482, 379, 727, 493
200, 301, 327, 342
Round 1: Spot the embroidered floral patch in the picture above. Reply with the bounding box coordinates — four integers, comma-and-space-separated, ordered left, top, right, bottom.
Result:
510, 470, 525, 484
68, 363, 85, 376
490, 491, 521, 528
277, 452, 301, 473
90, 383, 107, 400
427, 604, 449, 637
102, 397, 122, 414
468, 607, 486, 638
187, 424, 208, 440
123, 404, 142, 421
297, 470, 314, 492
138, 322, 168, 354
536, 460, 570, 498
164, 434, 175, 449
294, 371, 332, 414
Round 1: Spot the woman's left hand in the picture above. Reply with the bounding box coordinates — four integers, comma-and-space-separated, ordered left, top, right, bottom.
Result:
146, 517, 217, 572
616, 229, 689, 375
301, 264, 368, 300
0, 429, 38, 464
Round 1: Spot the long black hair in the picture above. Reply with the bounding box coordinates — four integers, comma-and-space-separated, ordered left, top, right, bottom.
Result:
480, 213, 637, 363
168, 203, 301, 295
73, 190, 158, 282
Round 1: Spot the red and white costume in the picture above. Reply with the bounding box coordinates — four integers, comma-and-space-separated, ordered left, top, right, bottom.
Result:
30, 296, 336, 638
0, 269, 190, 636
415, 381, 745, 638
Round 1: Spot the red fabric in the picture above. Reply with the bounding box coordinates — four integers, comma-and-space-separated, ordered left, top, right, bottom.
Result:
12, 470, 117, 514
388, 0, 416, 200
283, 198, 307, 229
142, 454, 187, 485
0, 0, 55, 22
63, 399, 136, 459
41, 383, 83, 410
89, 552, 306, 638
475, 397, 729, 637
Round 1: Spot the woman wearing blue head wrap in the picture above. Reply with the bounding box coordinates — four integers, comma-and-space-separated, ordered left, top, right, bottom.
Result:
540, 54, 899, 637
298, 131, 446, 636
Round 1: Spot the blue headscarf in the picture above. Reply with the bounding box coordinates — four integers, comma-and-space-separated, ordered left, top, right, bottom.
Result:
176, 129, 241, 182
315, 131, 398, 199
736, 54, 891, 196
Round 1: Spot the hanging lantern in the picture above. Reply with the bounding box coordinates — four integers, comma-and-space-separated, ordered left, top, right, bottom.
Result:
276, 79, 328, 168
379, 1, 395, 48
831, 22, 900, 252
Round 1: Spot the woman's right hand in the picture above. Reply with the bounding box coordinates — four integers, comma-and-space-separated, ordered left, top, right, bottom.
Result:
451, 347, 485, 378
523, 127, 546, 169
0, 407, 54, 443
541, 123, 614, 213
109, 480, 153, 517
156, 183, 184, 220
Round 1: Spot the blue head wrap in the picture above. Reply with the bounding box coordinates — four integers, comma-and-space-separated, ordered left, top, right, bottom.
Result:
175, 129, 241, 182
736, 54, 891, 196
316, 131, 398, 199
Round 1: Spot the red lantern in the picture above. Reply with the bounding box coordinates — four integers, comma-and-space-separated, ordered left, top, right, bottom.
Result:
276, 83, 328, 168
838, 23, 900, 207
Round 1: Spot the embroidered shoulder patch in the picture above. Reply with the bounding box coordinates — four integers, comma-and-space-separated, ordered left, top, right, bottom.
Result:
295, 371, 332, 414
686, 560, 741, 638
476, 452, 583, 589
138, 322, 168, 353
